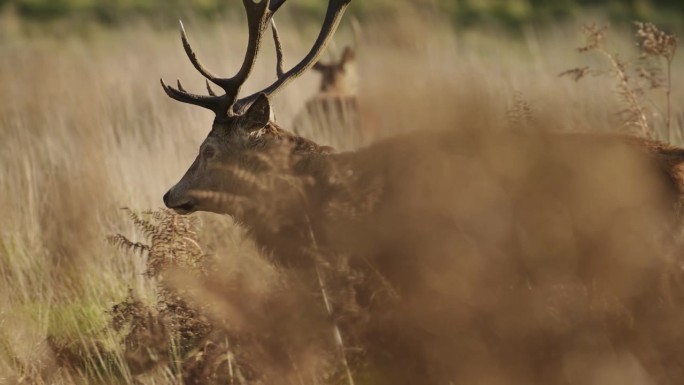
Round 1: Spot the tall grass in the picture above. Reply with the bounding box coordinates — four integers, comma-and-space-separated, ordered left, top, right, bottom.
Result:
1, 11, 683, 384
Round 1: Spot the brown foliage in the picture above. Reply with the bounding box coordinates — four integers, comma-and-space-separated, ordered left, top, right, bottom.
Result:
562, 22, 679, 136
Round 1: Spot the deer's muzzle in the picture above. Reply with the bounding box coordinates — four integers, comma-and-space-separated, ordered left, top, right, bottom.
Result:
163, 189, 197, 215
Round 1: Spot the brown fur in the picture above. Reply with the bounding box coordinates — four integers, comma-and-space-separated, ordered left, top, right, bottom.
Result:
168, 120, 684, 383
262, 129, 684, 255
200, 127, 684, 384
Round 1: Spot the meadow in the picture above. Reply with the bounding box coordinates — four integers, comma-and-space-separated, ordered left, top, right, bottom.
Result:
1, 4, 684, 384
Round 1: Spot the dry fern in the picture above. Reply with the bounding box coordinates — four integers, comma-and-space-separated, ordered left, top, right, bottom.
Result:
108, 207, 207, 277
107, 290, 169, 375
561, 22, 678, 138
635, 21, 678, 131
506, 91, 535, 131
107, 209, 213, 379
107, 233, 149, 255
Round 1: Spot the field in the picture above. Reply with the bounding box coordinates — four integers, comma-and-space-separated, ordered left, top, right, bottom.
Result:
1, 4, 684, 385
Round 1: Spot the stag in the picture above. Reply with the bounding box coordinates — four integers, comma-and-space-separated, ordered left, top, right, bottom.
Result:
159, 3, 684, 382
160, 0, 684, 262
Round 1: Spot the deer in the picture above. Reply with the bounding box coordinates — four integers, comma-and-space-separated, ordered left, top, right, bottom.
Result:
160, 0, 354, 264
313, 45, 358, 95
291, 26, 362, 149
158, 0, 684, 292
159, 1, 684, 382
308, 17, 361, 97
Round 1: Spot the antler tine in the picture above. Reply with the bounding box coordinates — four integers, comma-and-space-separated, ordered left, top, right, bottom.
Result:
234, 0, 352, 113
226, 0, 274, 101
178, 0, 271, 102
205, 80, 217, 97
179, 20, 223, 85
271, 19, 285, 79
269, 0, 287, 13
160, 79, 226, 112
159, 21, 227, 114
165, 1, 277, 116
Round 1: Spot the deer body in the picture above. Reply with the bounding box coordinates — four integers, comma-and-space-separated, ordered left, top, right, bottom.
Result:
167, 120, 684, 262
157, 2, 684, 382
158, 0, 684, 273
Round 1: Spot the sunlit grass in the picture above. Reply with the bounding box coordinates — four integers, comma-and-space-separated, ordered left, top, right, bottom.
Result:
0, 10, 683, 384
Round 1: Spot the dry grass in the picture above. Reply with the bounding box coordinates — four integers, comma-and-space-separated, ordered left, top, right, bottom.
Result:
2, 9, 684, 385
560, 22, 679, 138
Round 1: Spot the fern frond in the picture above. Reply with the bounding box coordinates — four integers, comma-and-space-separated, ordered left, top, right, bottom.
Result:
122, 207, 160, 238
107, 234, 150, 255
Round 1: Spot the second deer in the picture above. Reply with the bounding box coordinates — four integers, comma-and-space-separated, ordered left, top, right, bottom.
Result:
293, 28, 362, 149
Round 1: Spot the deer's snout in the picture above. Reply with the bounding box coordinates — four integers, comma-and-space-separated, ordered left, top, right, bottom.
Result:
162, 190, 171, 206
163, 188, 197, 215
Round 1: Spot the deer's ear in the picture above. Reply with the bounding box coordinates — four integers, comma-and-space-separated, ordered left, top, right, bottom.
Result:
243, 93, 272, 130
340, 46, 356, 67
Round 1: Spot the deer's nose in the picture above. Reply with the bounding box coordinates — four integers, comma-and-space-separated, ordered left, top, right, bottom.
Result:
163, 189, 197, 214
163, 190, 171, 207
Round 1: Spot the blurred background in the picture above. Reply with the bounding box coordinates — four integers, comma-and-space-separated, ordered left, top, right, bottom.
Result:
0, 0, 683, 35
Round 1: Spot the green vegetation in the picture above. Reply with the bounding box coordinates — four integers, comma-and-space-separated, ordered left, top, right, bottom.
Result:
1, 0, 683, 30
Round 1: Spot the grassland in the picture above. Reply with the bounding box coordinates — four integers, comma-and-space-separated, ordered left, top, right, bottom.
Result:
1, 7, 684, 385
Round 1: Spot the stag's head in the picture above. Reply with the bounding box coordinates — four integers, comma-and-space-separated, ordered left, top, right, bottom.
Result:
161, 0, 351, 215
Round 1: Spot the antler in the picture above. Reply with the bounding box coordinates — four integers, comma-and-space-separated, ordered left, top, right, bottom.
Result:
161, 0, 281, 117
161, 0, 351, 119
233, 0, 352, 114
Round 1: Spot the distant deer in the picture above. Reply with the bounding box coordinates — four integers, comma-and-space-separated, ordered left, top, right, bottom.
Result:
292, 27, 362, 149
313, 45, 358, 95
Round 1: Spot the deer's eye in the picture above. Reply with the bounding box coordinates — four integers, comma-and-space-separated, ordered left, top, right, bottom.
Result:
202, 146, 216, 159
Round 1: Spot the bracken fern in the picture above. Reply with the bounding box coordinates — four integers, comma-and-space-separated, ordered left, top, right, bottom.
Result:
561, 22, 678, 139
107, 208, 212, 379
